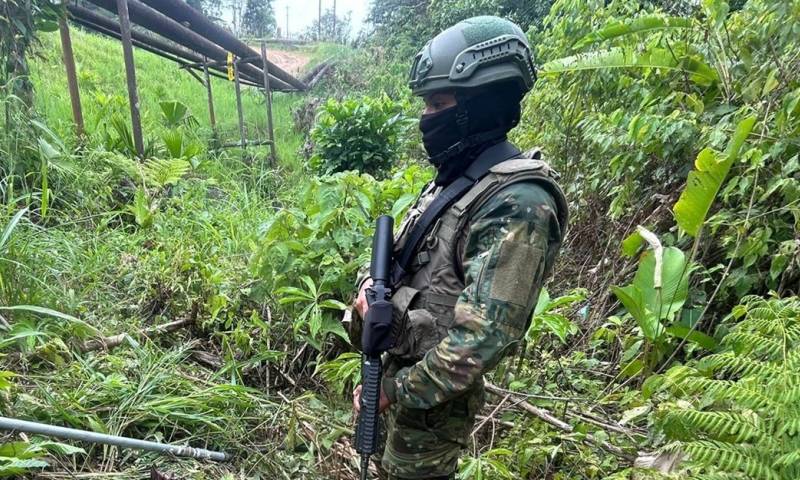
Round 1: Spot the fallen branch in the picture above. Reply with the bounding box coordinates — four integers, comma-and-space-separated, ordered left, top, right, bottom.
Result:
485, 383, 635, 462
566, 408, 647, 437
81, 303, 198, 352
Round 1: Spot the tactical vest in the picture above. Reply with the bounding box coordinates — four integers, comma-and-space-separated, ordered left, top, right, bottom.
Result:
387, 149, 569, 362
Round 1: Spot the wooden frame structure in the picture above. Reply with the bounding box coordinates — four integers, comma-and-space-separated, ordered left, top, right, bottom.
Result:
58, 0, 308, 163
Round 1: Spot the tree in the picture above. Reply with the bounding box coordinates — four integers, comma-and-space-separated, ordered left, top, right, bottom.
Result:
241, 0, 276, 38
305, 8, 351, 43
184, 0, 224, 20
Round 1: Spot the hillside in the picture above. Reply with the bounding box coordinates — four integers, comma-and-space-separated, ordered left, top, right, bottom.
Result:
2, 1, 800, 479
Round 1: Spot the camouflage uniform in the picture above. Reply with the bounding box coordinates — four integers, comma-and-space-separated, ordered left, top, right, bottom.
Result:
364, 152, 567, 479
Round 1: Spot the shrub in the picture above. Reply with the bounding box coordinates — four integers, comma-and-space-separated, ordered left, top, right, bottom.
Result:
309, 94, 413, 178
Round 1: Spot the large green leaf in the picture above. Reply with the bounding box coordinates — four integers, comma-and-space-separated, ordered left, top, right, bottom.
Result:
673, 116, 756, 236
541, 48, 718, 86
612, 285, 661, 341
0, 208, 27, 253
612, 247, 689, 341
633, 247, 690, 321
575, 15, 693, 49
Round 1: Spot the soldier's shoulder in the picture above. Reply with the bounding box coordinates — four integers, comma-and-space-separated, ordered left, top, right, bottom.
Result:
472, 180, 557, 224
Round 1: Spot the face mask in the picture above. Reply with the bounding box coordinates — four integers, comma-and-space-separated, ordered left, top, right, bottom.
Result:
419, 106, 463, 165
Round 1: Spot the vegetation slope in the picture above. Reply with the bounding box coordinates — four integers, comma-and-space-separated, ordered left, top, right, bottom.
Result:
1, 0, 799, 479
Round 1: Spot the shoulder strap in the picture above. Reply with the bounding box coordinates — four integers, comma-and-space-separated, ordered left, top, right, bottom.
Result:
391, 141, 521, 286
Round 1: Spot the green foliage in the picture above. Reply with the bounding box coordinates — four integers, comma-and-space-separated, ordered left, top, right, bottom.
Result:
574, 15, 692, 50
158, 100, 198, 129
315, 352, 361, 395
520, 0, 800, 309
143, 157, 192, 187
459, 448, 515, 479
673, 116, 756, 237
310, 95, 413, 178
653, 297, 800, 480
252, 166, 431, 347
542, 47, 718, 87
0, 439, 84, 478
526, 288, 585, 345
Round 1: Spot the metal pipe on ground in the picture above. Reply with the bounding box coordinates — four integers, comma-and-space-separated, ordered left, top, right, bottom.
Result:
137, 0, 307, 91
68, 6, 265, 87
84, 0, 295, 92
0, 416, 230, 462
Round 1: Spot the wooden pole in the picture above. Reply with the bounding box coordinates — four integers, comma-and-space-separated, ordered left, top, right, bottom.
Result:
285, 6, 289, 40
233, 59, 247, 151
115, 0, 144, 157
318, 0, 321, 41
58, 15, 84, 138
260, 42, 277, 166
332, 0, 336, 41
201, 56, 216, 132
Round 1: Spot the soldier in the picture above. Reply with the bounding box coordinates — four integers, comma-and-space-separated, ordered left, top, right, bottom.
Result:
352, 16, 569, 480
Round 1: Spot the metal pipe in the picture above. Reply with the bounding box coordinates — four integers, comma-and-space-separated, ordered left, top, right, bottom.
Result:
0, 416, 230, 462
116, 0, 144, 157
137, 0, 307, 91
84, 0, 294, 91
260, 41, 277, 165
58, 14, 84, 138
69, 12, 265, 87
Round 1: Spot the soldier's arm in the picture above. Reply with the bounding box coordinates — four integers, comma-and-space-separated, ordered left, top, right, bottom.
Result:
382, 181, 563, 409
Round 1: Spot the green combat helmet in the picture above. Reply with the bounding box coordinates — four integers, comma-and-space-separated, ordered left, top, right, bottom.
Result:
408, 16, 536, 97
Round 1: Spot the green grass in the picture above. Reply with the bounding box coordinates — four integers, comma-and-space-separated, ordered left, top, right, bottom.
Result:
30, 27, 310, 173
0, 29, 363, 479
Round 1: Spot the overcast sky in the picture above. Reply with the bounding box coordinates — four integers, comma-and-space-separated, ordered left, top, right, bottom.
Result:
272, 0, 370, 39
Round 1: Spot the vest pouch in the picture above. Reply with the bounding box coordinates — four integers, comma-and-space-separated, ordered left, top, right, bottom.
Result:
407, 308, 439, 361
387, 285, 419, 358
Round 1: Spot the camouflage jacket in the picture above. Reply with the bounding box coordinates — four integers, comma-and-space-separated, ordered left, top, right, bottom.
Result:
381, 178, 565, 409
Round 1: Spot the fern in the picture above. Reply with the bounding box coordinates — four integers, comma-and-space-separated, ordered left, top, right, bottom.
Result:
680, 441, 780, 480
664, 410, 770, 444
787, 349, 800, 369
143, 158, 190, 187
698, 352, 782, 378
679, 377, 776, 410
657, 297, 800, 479
724, 331, 785, 360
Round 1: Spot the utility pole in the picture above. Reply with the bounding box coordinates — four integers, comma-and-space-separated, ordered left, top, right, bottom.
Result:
285, 6, 289, 40
318, 0, 322, 41
332, 0, 336, 42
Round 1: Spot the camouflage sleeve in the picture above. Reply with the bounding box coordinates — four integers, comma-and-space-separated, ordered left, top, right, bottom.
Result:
382, 181, 563, 409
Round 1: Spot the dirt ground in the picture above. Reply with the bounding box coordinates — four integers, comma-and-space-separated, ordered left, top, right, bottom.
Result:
263, 49, 312, 76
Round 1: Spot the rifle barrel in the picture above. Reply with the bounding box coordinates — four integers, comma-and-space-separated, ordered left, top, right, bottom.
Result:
370, 215, 394, 283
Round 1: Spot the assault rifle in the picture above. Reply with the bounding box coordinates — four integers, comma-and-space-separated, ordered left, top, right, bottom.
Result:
355, 215, 395, 480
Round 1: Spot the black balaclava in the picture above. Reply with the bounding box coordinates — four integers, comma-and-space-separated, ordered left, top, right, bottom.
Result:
420, 84, 523, 186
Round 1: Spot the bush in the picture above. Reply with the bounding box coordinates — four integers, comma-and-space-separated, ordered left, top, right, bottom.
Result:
309, 94, 413, 178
